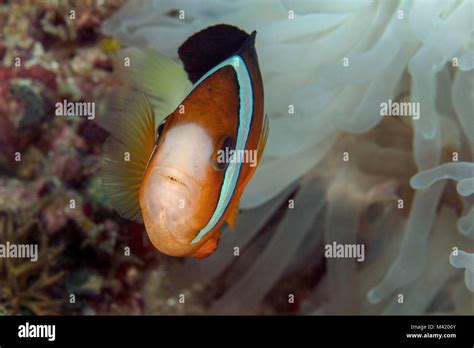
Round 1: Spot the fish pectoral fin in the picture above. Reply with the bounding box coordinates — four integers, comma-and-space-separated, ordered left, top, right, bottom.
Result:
100, 93, 156, 222
190, 231, 221, 259
226, 204, 239, 230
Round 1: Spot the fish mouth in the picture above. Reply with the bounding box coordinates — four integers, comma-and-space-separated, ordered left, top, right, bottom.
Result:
160, 173, 188, 188
153, 165, 201, 192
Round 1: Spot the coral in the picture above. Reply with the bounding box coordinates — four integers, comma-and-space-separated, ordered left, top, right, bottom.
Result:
0, 0, 174, 316
0, 210, 66, 315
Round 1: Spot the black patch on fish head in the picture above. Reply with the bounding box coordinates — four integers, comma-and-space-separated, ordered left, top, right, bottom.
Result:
178, 24, 249, 83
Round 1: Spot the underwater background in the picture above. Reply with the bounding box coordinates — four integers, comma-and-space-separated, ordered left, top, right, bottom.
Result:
0, 0, 473, 315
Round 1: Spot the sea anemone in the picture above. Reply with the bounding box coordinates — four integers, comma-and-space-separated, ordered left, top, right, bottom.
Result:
102, 0, 474, 314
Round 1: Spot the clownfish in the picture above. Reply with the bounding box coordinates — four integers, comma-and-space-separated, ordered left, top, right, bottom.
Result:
101, 25, 268, 258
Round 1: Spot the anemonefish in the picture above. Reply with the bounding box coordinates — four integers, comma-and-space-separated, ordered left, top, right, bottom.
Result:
101, 25, 268, 258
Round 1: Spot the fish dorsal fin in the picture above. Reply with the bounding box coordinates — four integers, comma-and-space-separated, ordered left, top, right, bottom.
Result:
101, 93, 156, 221
178, 24, 249, 83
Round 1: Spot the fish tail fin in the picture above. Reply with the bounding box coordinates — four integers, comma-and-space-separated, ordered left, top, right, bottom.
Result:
100, 92, 156, 221
116, 47, 192, 122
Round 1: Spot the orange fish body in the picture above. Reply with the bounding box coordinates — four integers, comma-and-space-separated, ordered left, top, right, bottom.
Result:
102, 25, 268, 258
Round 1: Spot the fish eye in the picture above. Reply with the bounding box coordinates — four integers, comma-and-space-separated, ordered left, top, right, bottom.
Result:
211, 136, 235, 171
